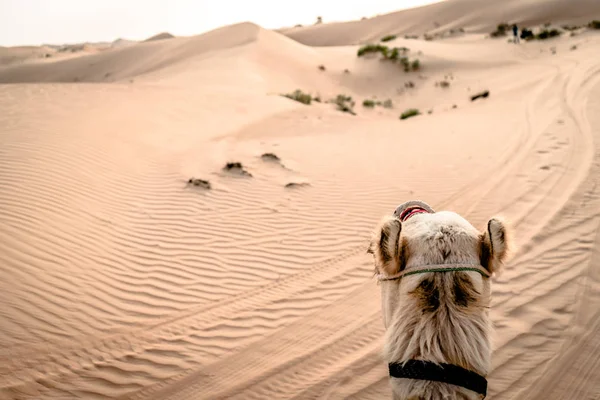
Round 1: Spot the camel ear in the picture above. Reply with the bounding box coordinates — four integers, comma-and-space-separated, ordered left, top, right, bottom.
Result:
480, 218, 510, 275
368, 216, 402, 276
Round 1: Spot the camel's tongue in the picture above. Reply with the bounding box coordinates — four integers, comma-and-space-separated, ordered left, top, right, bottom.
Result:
399, 207, 429, 222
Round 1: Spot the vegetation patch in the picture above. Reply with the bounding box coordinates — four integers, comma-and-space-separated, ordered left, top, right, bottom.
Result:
589, 20, 600, 30
357, 44, 389, 57
261, 153, 281, 162
536, 28, 561, 40
282, 89, 312, 105
334, 94, 356, 115
520, 28, 534, 40
285, 182, 311, 189
470, 90, 490, 101
187, 178, 211, 189
490, 23, 510, 37
362, 98, 393, 109
400, 109, 420, 120
357, 44, 420, 72
381, 34, 397, 42
223, 162, 252, 177
363, 99, 377, 108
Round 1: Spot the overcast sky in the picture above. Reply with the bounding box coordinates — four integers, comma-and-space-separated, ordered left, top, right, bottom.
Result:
0, 0, 441, 46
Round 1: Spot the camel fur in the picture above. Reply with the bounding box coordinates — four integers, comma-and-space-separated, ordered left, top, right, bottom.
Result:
368, 207, 510, 400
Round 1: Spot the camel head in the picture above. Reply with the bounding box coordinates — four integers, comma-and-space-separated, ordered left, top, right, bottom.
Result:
368, 200, 510, 399
368, 200, 509, 327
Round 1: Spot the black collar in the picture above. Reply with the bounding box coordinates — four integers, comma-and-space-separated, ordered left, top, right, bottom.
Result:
389, 360, 487, 398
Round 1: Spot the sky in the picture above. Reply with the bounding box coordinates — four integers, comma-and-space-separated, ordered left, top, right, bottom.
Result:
0, 0, 441, 46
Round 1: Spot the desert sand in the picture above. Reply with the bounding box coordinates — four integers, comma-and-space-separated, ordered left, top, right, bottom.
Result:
1, 0, 600, 399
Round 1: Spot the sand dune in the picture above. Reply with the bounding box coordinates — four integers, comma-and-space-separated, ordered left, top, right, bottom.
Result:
280, 0, 600, 46
1, 0, 600, 399
144, 32, 176, 42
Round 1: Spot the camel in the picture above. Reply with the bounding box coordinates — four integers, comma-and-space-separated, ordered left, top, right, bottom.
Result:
368, 200, 510, 400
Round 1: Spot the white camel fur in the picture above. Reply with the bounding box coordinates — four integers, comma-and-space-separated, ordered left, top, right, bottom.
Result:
368, 201, 510, 400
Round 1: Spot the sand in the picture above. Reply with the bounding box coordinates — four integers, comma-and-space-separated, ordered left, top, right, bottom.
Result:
1, 0, 600, 399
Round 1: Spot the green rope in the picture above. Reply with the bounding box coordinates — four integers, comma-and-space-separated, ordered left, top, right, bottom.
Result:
402, 267, 489, 278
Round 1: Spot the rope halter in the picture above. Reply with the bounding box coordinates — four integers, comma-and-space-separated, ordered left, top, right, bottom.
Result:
376, 263, 490, 281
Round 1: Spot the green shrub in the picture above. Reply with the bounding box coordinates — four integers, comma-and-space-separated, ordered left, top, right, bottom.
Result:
357, 44, 389, 57
282, 89, 312, 105
381, 34, 397, 42
589, 20, 600, 30
536, 29, 561, 40
520, 28, 534, 40
561, 25, 580, 31
334, 94, 356, 115
363, 99, 376, 108
400, 108, 420, 120
382, 99, 393, 109
357, 44, 419, 71
490, 23, 510, 37
387, 47, 399, 61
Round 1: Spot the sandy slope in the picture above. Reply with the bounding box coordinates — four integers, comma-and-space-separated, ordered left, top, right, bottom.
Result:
1, 1, 600, 399
280, 0, 600, 46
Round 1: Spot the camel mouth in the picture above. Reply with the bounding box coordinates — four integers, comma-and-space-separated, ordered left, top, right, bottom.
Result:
393, 200, 435, 222
399, 206, 430, 221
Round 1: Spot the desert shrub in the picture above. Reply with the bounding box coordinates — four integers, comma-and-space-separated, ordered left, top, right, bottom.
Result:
561, 25, 579, 31
381, 34, 397, 42
387, 47, 399, 61
282, 89, 312, 105
261, 153, 280, 162
400, 109, 420, 120
385, 47, 410, 61
223, 162, 252, 176
188, 178, 211, 189
437, 80, 450, 88
490, 23, 510, 37
318, 64, 326, 71
405, 34, 419, 39
520, 28, 534, 40
470, 90, 490, 101
334, 94, 356, 115
357, 44, 388, 57
285, 182, 311, 188
589, 20, 600, 30
382, 99, 393, 109
358, 44, 418, 71
536, 29, 561, 40
399, 57, 410, 72
363, 99, 376, 108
